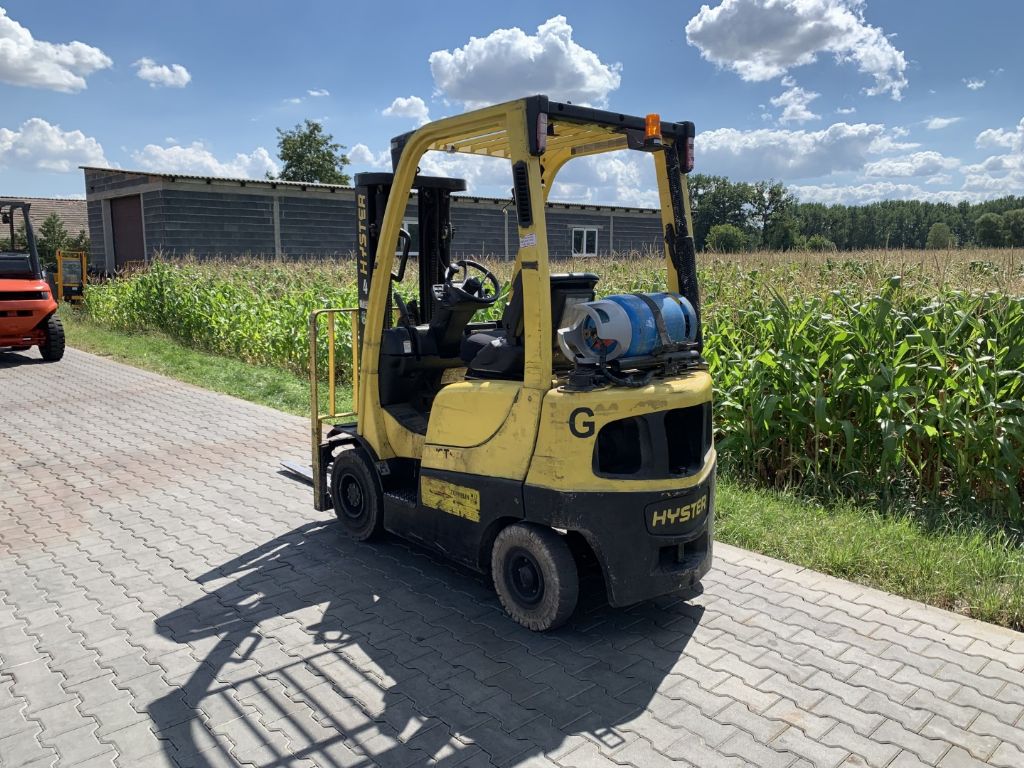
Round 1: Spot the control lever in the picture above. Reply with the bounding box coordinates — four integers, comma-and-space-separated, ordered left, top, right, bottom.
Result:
393, 292, 414, 328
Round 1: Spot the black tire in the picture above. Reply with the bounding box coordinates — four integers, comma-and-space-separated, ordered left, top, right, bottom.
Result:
491, 523, 579, 631
38, 315, 65, 362
329, 446, 384, 541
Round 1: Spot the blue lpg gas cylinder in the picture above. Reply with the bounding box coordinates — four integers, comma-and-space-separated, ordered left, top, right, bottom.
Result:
559, 292, 698, 363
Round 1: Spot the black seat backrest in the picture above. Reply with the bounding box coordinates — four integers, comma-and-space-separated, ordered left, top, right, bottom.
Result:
500, 272, 599, 343
0, 253, 34, 278
500, 272, 525, 342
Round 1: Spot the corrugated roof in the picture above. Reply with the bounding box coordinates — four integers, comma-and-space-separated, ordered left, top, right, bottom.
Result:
80, 166, 659, 214
81, 165, 351, 191
0, 197, 88, 236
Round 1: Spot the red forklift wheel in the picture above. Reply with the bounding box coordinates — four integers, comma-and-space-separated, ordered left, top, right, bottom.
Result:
38, 316, 65, 362
491, 523, 579, 631
329, 446, 384, 541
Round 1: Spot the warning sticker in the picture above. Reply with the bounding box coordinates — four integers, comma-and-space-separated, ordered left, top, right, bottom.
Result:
519, 233, 537, 249
421, 476, 481, 522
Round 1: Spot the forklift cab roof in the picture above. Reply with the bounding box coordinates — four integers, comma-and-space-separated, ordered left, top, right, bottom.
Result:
389, 95, 694, 170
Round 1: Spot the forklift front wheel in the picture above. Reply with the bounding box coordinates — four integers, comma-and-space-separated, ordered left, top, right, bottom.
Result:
330, 446, 384, 541
38, 316, 65, 362
491, 523, 579, 631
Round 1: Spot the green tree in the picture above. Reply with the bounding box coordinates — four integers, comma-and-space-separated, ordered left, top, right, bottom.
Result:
36, 212, 69, 270
69, 230, 90, 253
0, 223, 26, 252
974, 213, 1006, 247
763, 216, 800, 251
706, 223, 746, 253
806, 234, 837, 252
689, 174, 754, 250
752, 180, 795, 247
272, 119, 350, 184
926, 222, 954, 249
1003, 209, 1024, 247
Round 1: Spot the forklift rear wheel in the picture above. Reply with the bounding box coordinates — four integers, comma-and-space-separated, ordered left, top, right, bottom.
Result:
330, 446, 384, 541
38, 316, 65, 362
491, 523, 578, 631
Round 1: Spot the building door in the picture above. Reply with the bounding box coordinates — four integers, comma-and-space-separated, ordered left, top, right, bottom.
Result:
110, 195, 144, 270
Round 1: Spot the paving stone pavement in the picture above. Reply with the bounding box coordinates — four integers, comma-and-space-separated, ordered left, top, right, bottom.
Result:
2, 347, 1024, 768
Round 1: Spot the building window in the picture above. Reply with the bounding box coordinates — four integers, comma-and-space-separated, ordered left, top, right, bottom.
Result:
396, 219, 420, 257
572, 227, 598, 257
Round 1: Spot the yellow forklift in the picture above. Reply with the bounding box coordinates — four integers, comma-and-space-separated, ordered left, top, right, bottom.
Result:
295, 96, 715, 630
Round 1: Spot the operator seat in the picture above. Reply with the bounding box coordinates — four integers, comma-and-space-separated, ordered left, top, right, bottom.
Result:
461, 272, 599, 378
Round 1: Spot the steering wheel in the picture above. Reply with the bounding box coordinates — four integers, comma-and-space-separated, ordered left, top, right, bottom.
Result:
443, 259, 500, 305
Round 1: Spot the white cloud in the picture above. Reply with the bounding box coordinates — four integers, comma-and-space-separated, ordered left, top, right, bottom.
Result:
976, 119, 1022, 151
963, 78, 986, 90
417, 151, 512, 195
696, 121, 887, 180
685, 0, 907, 99
770, 83, 820, 124
382, 95, 430, 126
925, 174, 953, 185
283, 97, 302, 104
863, 150, 960, 177
867, 131, 920, 153
348, 143, 390, 168
791, 181, 979, 205
429, 15, 621, 109
131, 141, 278, 178
925, 116, 960, 130
0, 7, 111, 92
836, 106, 857, 115
307, 88, 329, 97
133, 57, 191, 88
550, 152, 661, 208
961, 117, 1024, 196
0, 117, 107, 171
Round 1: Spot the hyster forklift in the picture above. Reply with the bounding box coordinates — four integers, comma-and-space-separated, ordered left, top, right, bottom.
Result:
302, 96, 714, 630
0, 201, 65, 361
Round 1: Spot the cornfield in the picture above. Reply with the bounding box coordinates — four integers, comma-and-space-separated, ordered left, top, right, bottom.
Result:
84, 248, 1024, 526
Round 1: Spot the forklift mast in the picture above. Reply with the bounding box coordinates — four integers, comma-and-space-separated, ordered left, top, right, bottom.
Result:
353, 174, 467, 345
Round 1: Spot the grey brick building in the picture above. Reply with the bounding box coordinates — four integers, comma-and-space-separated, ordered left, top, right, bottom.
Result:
82, 167, 663, 272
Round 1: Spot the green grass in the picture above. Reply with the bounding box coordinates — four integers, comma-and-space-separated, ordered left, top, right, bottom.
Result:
62, 312, 1024, 630
717, 481, 1024, 629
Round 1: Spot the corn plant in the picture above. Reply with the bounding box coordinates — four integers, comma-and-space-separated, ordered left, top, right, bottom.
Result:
83, 250, 1024, 526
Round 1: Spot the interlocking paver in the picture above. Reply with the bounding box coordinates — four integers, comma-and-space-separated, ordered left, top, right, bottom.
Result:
989, 741, 1024, 768
821, 723, 901, 768
2, 348, 1023, 767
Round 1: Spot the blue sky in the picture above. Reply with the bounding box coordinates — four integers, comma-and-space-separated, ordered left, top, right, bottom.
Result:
1, 0, 1022, 206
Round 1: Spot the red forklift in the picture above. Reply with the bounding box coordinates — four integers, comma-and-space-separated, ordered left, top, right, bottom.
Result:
0, 201, 65, 361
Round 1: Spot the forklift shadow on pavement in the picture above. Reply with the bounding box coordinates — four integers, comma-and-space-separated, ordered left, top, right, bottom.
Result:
0, 349, 49, 368
148, 521, 705, 767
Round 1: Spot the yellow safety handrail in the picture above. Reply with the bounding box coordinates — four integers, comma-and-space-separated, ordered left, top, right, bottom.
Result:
309, 307, 360, 509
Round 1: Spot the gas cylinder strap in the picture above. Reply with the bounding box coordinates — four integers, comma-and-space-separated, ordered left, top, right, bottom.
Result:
631, 292, 672, 353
